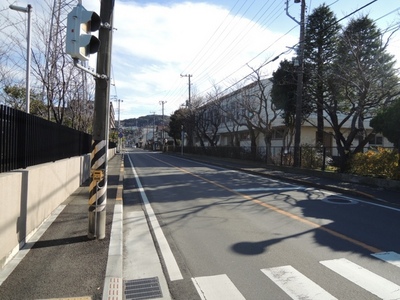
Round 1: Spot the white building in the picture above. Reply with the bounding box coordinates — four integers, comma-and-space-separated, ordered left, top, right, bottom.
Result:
194, 78, 392, 155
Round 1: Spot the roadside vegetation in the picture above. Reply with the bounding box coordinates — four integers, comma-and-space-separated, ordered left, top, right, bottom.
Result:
1, 2, 399, 180
169, 4, 400, 179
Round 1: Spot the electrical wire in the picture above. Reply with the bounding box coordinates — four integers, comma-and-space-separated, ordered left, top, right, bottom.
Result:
160, 1, 241, 103
193, 1, 282, 85
166, 0, 287, 107
183, 0, 388, 103
113, 0, 398, 117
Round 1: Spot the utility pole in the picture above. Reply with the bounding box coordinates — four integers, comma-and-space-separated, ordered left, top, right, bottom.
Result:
115, 99, 123, 153
180, 74, 192, 109
150, 111, 156, 150
159, 100, 167, 143
181, 125, 184, 156
88, 0, 114, 239
286, 0, 306, 167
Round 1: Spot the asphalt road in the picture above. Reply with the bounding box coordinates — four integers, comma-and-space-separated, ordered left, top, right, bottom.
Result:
125, 149, 400, 300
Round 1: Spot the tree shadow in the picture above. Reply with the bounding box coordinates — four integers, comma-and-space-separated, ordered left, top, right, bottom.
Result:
128, 152, 400, 257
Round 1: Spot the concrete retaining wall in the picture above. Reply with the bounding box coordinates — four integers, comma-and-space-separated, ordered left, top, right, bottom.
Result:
0, 149, 116, 269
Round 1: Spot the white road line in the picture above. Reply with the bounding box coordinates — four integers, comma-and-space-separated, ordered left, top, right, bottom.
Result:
127, 155, 183, 281
123, 210, 171, 300
262, 266, 337, 300
234, 187, 305, 192
320, 258, 400, 299
192, 274, 246, 300
372, 251, 400, 268
102, 203, 123, 300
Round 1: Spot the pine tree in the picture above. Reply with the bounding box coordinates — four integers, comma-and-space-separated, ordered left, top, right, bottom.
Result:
328, 16, 400, 171
303, 4, 340, 146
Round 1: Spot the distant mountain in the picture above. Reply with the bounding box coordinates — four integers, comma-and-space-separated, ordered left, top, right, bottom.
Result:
121, 115, 167, 127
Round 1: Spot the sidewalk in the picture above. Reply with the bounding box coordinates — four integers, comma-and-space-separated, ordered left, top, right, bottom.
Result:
0, 154, 124, 300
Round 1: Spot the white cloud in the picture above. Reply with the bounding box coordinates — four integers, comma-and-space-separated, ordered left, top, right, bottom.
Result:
105, 1, 297, 119
5, 0, 398, 120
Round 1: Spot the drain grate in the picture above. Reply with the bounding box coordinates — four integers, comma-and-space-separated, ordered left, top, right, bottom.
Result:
125, 277, 163, 300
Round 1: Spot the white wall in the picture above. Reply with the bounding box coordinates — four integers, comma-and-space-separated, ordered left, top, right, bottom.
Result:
0, 149, 115, 270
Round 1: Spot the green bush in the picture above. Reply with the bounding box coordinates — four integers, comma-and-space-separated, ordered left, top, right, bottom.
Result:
301, 144, 324, 169
349, 147, 399, 179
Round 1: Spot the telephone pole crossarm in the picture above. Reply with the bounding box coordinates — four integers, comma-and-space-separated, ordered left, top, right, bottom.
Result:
180, 74, 192, 108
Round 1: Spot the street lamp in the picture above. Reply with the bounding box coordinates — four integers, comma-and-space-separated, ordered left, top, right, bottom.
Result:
9, 4, 32, 114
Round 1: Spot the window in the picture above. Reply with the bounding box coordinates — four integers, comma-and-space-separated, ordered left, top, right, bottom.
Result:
272, 128, 285, 139
369, 134, 383, 146
240, 132, 249, 140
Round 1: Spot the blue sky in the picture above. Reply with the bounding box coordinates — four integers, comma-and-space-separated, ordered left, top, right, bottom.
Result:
4, 0, 400, 120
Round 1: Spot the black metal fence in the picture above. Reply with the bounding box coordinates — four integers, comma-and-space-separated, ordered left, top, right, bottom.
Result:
0, 105, 91, 173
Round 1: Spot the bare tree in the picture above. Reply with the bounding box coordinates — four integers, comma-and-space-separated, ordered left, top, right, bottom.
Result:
194, 90, 222, 147
239, 67, 278, 163
31, 0, 94, 125
220, 102, 241, 147
0, 0, 94, 132
0, 3, 31, 107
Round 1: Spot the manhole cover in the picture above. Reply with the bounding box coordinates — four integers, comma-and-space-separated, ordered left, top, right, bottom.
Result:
322, 197, 358, 205
125, 277, 162, 300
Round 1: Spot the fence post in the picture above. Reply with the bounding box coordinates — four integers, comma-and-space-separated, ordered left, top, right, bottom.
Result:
299, 146, 302, 168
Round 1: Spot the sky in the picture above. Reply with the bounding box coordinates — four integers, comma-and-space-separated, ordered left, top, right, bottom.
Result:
3, 0, 400, 120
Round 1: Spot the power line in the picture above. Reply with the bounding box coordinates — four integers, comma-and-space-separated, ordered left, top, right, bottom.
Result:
191, 0, 385, 102
193, 1, 284, 88
167, 0, 287, 107
164, 0, 393, 114
192, 1, 283, 83
163, 0, 248, 104
180, 0, 242, 75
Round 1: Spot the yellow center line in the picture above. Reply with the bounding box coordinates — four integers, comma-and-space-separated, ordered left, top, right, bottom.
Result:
152, 155, 382, 254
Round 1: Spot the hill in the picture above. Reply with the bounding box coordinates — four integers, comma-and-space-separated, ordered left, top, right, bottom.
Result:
121, 115, 167, 127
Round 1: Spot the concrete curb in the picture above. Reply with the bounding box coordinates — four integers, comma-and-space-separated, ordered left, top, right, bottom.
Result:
103, 155, 124, 300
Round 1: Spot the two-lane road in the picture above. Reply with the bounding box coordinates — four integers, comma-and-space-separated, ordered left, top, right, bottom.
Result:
124, 149, 400, 300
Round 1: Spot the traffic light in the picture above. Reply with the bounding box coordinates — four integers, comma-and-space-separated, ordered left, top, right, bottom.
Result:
66, 4, 101, 61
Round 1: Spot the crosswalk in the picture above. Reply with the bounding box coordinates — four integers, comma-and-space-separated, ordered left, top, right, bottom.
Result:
192, 251, 400, 300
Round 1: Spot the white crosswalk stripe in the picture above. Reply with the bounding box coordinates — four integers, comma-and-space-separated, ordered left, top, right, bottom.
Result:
261, 265, 338, 300
320, 258, 400, 299
192, 274, 245, 300
192, 252, 400, 300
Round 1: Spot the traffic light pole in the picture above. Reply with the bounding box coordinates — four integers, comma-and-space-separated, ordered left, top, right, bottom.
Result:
88, 0, 114, 239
